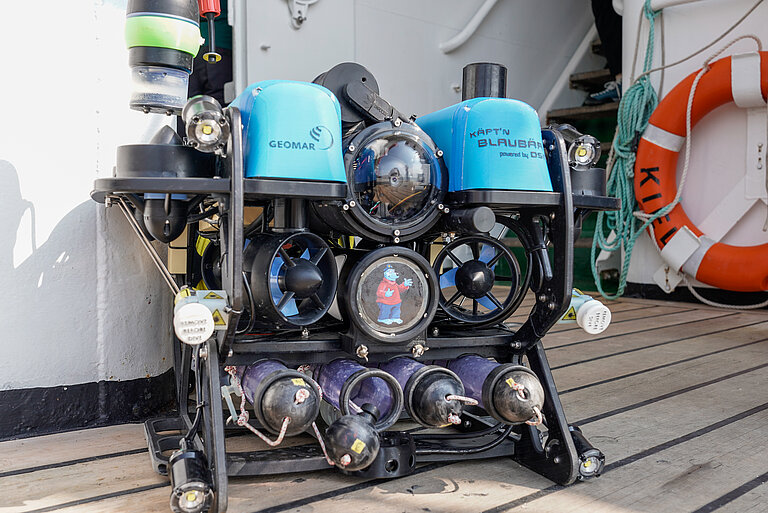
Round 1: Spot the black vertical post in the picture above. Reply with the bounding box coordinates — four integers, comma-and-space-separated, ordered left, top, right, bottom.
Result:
462, 62, 508, 100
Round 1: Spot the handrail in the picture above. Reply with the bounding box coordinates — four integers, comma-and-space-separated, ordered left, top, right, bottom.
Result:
537, 25, 598, 124
440, 0, 499, 54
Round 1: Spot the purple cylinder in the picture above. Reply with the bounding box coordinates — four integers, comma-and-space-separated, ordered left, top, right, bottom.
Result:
446, 355, 500, 408
315, 359, 394, 418
240, 360, 287, 403
378, 357, 425, 390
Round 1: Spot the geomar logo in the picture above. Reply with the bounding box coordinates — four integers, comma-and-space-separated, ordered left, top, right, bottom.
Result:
309, 125, 334, 150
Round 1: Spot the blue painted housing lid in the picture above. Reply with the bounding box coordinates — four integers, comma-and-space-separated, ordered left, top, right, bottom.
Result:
230, 80, 346, 182
416, 98, 552, 192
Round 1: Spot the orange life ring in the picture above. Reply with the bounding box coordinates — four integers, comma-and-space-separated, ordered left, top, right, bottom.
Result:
634, 51, 768, 292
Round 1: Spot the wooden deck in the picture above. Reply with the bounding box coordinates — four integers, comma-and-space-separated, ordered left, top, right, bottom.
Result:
3, 296, 768, 513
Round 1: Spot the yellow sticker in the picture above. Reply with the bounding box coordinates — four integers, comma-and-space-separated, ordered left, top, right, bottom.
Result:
291, 378, 306, 386
174, 288, 193, 305
204, 291, 224, 300
212, 309, 226, 326
562, 306, 577, 321
350, 439, 366, 454
505, 377, 518, 388
195, 235, 211, 257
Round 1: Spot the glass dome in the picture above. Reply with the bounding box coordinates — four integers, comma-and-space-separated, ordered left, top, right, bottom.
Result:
351, 131, 441, 226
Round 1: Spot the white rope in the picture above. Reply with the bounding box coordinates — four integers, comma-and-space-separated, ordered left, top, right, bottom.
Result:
526, 406, 543, 426
311, 421, 336, 466
683, 276, 768, 309
634, 35, 764, 225
445, 394, 479, 406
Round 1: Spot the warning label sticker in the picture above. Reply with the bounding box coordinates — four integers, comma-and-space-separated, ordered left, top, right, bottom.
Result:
212, 309, 226, 326
350, 439, 366, 454
204, 291, 224, 300
562, 306, 577, 321
291, 378, 306, 387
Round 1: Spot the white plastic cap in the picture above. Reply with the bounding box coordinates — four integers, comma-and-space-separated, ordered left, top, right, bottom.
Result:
576, 300, 612, 335
173, 302, 215, 345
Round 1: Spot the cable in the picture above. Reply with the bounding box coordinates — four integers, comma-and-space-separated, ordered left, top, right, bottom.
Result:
414, 424, 515, 455
184, 349, 204, 442
412, 422, 504, 440
236, 271, 256, 335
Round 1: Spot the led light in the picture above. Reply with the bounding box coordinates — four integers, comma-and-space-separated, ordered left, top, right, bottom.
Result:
567, 135, 601, 170
179, 490, 204, 512
194, 120, 222, 144
182, 95, 230, 154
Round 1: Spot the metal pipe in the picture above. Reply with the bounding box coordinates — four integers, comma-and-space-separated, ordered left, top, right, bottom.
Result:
439, 0, 499, 53
537, 25, 598, 124
232, 0, 248, 96
116, 197, 180, 294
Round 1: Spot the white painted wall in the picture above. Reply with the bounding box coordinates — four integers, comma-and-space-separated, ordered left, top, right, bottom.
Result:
1, 0, 592, 390
620, 0, 768, 287
0, 0, 173, 390
240, 0, 595, 116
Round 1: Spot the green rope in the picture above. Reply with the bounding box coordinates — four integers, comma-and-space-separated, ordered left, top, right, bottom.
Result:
590, 0, 669, 299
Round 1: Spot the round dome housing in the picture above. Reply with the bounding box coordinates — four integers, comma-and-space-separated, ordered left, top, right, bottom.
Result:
314, 122, 447, 242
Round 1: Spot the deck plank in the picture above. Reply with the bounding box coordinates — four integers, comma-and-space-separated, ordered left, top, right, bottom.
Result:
0, 424, 147, 474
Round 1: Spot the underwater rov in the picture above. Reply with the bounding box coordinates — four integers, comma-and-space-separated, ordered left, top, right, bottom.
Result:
93, 38, 618, 510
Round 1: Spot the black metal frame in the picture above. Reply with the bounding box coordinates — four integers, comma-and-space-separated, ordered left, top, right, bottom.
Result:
93, 113, 619, 512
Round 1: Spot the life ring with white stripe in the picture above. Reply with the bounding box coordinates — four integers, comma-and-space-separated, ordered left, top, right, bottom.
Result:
634, 51, 768, 292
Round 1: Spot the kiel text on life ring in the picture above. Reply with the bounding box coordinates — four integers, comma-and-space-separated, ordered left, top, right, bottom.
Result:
634, 51, 768, 292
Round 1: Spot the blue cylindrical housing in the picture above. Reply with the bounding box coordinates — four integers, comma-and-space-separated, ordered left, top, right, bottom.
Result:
315, 360, 392, 416
378, 357, 425, 391
445, 354, 498, 408
240, 360, 287, 404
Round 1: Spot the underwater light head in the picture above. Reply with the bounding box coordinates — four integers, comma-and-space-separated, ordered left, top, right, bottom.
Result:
569, 425, 605, 480
168, 443, 214, 513
568, 135, 601, 171
182, 96, 230, 155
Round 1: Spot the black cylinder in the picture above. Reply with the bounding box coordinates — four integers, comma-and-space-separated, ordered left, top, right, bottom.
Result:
405, 366, 465, 428
324, 404, 381, 471
143, 198, 187, 243
482, 364, 545, 424
168, 448, 213, 513
443, 206, 496, 234
462, 63, 507, 100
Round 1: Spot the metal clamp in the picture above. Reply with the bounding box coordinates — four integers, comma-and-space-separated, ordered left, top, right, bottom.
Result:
287, 0, 319, 29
